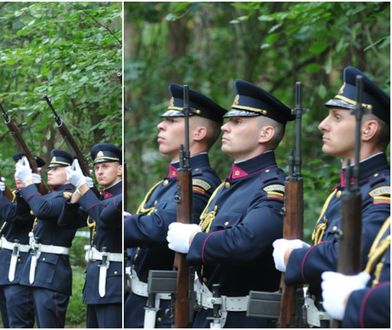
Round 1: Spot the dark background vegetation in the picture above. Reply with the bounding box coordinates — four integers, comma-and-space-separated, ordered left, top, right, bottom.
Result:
125, 2, 390, 239
0, 2, 121, 327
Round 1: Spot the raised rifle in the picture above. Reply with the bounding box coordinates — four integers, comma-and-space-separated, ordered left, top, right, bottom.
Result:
43, 96, 99, 195
173, 85, 193, 328
0, 102, 48, 195
277, 82, 305, 327
331, 76, 364, 328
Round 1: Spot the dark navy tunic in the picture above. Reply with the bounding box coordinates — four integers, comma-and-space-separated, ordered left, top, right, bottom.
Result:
343, 217, 390, 328
19, 183, 77, 295
187, 151, 285, 328
285, 153, 390, 300
124, 153, 220, 328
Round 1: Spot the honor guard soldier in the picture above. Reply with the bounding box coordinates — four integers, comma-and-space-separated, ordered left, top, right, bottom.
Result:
0, 153, 45, 327
272, 66, 390, 327
167, 80, 294, 328
64, 143, 122, 328
322, 216, 390, 327
15, 149, 77, 328
124, 83, 226, 327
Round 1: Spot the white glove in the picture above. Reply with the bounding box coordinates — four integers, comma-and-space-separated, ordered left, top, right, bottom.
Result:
0, 181, 5, 191
15, 156, 33, 185
32, 173, 42, 184
167, 223, 201, 253
124, 211, 131, 217
272, 238, 310, 272
85, 176, 94, 188
321, 271, 370, 320
66, 159, 87, 188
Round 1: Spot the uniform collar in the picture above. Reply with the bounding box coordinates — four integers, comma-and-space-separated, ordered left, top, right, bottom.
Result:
228, 151, 277, 179
167, 153, 210, 179
340, 152, 389, 187
101, 181, 122, 199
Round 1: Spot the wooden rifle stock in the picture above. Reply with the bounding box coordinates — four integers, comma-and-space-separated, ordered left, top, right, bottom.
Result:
173, 85, 192, 328
0, 102, 48, 195
43, 96, 99, 195
331, 76, 364, 328
278, 82, 304, 327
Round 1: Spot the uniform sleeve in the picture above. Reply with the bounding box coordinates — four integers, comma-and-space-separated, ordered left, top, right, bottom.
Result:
19, 184, 66, 219
285, 183, 389, 289
78, 189, 122, 227
342, 281, 390, 328
0, 190, 34, 224
57, 201, 87, 228
125, 181, 214, 247
187, 195, 283, 265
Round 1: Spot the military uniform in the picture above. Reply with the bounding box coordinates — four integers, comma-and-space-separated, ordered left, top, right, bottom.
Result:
185, 80, 294, 328
18, 150, 77, 328
124, 84, 226, 328
61, 143, 123, 328
343, 217, 390, 327
285, 67, 390, 305
0, 154, 46, 328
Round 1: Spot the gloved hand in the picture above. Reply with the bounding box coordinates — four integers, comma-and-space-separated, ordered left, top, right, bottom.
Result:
0, 181, 5, 191
66, 159, 87, 188
272, 238, 310, 272
167, 223, 201, 253
15, 156, 33, 185
321, 271, 370, 320
85, 176, 94, 188
32, 173, 42, 184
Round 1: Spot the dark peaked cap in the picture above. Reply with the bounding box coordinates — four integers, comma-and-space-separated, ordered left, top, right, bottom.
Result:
91, 143, 122, 164
226, 80, 295, 124
325, 66, 390, 125
13, 152, 46, 167
161, 83, 227, 124
48, 149, 73, 168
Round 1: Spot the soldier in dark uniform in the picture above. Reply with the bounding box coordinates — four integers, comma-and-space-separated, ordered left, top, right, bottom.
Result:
0, 153, 45, 328
124, 83, 226, 328
14, 149, 77, 328
167, 80, 294, 328
272, 66, 390, 327
64, 143, 122, 328
321, 216, 390, 327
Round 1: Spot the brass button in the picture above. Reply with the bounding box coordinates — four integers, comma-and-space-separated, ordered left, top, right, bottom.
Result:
336, 191, 342, 198
265, 169, 270, 173
224, 221, 229, 227
157, 317, 162, 322
374, 173, 379, 177
114, 271, 118, 275
224, 182, 230, 189
332, 226, 337, 232
203, 277, 208, 283
163, 179, 169, 186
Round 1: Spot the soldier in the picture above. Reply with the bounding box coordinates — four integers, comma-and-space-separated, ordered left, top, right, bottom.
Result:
64, 143, 122, 328
321, 216, 390, 327
0, 153, 45, 327
272, 66, 390, 327
14, 149, 77, 328
167, 80, 294, 327
124, 83, 226, 327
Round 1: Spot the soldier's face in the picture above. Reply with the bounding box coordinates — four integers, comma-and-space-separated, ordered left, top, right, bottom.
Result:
156, 117, 184, 159
318, 108, 355, 161
221, 117, 264, 161
94, 162, 122, 188
47, 166, 68, 186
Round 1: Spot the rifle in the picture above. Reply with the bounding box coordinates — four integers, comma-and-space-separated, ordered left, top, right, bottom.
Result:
0, 175, 14, 201
331, 76, 364, 328
0, 102, 48, 195
277, 82, 305, 327
43, 96, 99, 195
173, 85, 193, 328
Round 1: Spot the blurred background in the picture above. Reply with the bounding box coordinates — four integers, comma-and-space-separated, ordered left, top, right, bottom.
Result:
124, 1, 390, 240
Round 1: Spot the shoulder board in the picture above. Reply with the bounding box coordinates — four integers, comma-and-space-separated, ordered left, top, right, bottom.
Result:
192, 178, 212, 195
369, 186, 390, 205
263, 183, 285, 200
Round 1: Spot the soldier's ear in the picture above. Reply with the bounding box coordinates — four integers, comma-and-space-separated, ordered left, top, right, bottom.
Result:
258, 125, 274, 143
116, 164, 123, 177
362, 119, 378, 142
192, 126, 207, 142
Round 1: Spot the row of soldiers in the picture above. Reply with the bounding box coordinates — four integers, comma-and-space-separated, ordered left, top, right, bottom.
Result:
0, 143, 122, 328
124, 66, 390, 328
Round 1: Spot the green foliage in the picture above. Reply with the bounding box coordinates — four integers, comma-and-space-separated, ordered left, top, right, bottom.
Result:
0, 2, 122, 182
125, 2, 389, 240
66, 265, 87, 327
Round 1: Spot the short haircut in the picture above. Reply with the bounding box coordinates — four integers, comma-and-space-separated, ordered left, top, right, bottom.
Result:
256, 116, 285, 150
363, 113, 390, 150
190, 116, 221, 149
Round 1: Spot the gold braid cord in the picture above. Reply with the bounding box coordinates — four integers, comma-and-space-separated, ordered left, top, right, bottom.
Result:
199, 182, 224, 233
